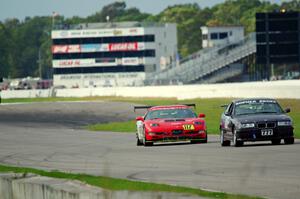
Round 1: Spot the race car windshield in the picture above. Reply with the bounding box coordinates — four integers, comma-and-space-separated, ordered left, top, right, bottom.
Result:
145, 109, 197, 120
234, 102, 283, 116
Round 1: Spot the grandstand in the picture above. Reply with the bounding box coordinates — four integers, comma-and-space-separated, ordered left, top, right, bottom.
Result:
146, 33, 256, 84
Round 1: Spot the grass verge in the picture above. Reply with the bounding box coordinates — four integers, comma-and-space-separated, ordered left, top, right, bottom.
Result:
2, 96, 299, 138
0, 164, 264, 199
87, 120, 135, 133
85, 97, 300, 138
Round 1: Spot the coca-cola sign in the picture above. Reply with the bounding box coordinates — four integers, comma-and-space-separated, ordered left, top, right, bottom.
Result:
52, 45, 81, 53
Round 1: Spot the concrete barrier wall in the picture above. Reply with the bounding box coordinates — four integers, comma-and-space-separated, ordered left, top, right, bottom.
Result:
1, 89, 53, 99
1, 80, 300, 100
0, 173, 202, 199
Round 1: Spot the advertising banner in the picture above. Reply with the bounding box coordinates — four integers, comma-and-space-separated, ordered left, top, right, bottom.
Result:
52, 45, 81, 54
52, 42, 145, 54
68, 45, 81, 53
53, 59, 94, 67
52, 28, 145, 39
53, 57, 144, 67
53, 58, 117, 68
121, 57, 144, 65
81, 44, 107, 52
109, 42, 138, 52
95, 58, 116, 64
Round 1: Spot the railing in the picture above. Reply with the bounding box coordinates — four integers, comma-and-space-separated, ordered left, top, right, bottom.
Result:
147, 33, 256, 84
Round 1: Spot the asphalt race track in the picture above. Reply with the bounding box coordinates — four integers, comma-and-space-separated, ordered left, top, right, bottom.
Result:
0, 101, 299, 199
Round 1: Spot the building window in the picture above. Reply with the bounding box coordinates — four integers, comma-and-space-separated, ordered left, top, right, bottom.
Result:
53, 35, 155, 45
53, 65, 145, 75
202, 34, 208, 40
219, 32, 228, 39
52, 50, 156, 60
210, 33, 218, 40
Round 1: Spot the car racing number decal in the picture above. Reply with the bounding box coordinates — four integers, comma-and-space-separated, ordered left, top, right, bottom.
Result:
261, 129, 273, 136
183, 124, 195, 130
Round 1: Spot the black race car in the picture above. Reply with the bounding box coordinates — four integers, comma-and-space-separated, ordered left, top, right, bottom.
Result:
220, 98, 294, 147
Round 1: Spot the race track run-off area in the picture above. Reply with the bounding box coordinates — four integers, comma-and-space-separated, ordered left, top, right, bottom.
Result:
0, 101, 299, 199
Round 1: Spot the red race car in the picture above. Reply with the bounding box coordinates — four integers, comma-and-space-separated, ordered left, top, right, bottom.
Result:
134, 104, 207, 146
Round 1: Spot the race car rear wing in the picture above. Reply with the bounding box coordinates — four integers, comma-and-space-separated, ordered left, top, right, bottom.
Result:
184, 104, 196, 108
134, 106, 153, 112
134, 104, 196, 112
220, 104, 228, 108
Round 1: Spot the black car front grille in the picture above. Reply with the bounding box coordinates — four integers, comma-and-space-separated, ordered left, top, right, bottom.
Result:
172, 130, 183, 135
267, 122, 276, 128
257, 122, 276, 129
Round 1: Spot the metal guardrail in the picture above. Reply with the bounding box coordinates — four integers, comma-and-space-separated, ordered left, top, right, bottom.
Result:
147, 33, 256, 84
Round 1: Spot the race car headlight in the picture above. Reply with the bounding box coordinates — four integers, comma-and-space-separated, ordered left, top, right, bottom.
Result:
278, 121, 292, 126
148, 132, 156, 136
198, 130, 206, 134
241, 123, 255, 128
194, 121, 204, 125
150, 123, 159, 127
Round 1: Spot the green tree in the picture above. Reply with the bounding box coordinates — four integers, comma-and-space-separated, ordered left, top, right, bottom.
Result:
116, 7, 151, 21
207, 0, 279, 33
281, 0, 300, 11
157, 4, 207, 57
0, 23, 10, 79
87, 1, 126, 22
2, 0, 300, 79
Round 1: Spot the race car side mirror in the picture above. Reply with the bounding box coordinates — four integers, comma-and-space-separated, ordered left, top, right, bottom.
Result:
224, 112, 231, 116
136, 116, 144, 121
198, 113, 206, 118
285, 108, 291, 113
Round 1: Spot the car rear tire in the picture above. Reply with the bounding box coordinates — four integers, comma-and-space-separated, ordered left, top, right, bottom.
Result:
271, 139, 281, 145
220, 130, 230, 146
233, 129, 243, 147
284, 137, 294, 145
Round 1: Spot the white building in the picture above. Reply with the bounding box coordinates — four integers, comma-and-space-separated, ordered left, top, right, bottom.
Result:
51, 22, 177, 88
200, 26, 244, 48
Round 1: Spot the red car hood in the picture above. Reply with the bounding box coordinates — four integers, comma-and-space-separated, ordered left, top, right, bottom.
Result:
144, 118, 205, 132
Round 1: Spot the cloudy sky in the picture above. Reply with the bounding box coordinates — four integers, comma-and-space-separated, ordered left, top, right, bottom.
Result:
0, 0, 283, 21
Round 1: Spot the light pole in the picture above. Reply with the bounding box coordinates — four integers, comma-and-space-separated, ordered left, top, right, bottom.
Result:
38, 47, 42, 79
37, 28, 51, 79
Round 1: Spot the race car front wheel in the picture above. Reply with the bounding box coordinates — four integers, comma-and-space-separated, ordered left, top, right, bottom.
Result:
284, 137, 294, 145
137, 137, 143, 146
233, 129, 243, 147
136, 133, 143, 146
220, 130, 230, 146
143, 131, 153, 147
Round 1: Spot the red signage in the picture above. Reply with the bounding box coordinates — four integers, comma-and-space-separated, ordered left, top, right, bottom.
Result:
109, 42, 138, 52
58, 60, 81, 66
52, 45, 81, 53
